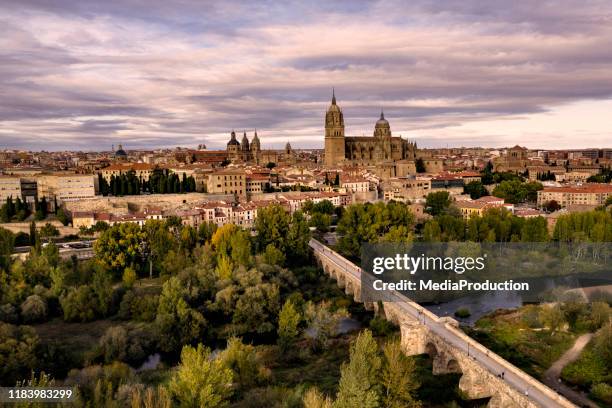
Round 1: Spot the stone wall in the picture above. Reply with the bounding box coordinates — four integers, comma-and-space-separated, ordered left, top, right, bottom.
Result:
62, 193, 234, 213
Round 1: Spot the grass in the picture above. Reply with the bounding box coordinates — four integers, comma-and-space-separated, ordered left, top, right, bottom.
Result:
561, 341, 611, 391
466, 309, 576, 378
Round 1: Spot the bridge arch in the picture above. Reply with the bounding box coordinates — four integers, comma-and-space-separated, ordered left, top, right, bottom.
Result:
447, 359, 461, 373
425, 342, 438, 359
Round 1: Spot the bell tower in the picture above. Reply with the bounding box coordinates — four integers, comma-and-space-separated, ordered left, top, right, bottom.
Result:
324, 89, 345, 167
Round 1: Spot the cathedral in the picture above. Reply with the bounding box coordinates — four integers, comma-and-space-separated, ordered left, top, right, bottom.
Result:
324, 91, 418, 178
226, 130, 295, 165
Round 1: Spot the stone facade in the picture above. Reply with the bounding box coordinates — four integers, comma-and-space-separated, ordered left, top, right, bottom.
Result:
226, 131, 295, 165
323, 91, 418, 178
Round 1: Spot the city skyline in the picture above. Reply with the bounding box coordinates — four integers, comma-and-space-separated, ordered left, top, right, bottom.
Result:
2, 0, 612, 151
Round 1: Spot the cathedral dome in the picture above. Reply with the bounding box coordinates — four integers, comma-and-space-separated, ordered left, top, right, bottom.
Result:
375, 111, 389, 127
241, 131, 250, 150
227, 131, 240, 146
251, 131, 261, 151
374, 110, 391, 137
114, 144, 127, 158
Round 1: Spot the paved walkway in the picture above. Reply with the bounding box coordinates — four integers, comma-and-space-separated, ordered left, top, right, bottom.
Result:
544, 333, 598, 408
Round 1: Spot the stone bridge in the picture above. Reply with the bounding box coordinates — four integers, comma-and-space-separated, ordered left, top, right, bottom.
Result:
310, 239, 576, 408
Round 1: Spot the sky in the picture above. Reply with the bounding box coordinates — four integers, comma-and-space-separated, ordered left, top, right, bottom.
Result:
1, 0, 612, 151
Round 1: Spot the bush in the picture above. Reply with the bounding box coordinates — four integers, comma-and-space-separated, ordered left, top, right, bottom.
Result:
99, 326, 128, 363
591, 383, 612, 406
454, 308, 471, 318
0, 303, 19, 323
368, 316, 397, 337
20, 294, 48, 323
122, 267, 137, 288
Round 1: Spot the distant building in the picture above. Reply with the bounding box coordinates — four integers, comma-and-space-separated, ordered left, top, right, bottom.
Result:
323, 91, 417, 178
537, 184, 612, 207
37, 174, 97, 203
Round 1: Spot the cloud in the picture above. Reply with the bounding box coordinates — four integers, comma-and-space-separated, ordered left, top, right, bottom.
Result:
0, 0, 611, 150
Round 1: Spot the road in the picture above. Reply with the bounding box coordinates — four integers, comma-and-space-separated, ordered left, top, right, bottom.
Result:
544, 333, 598, 408
311, 240, 575, 408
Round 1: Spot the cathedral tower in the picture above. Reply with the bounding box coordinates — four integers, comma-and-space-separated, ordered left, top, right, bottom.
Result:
324, 89, 345, 167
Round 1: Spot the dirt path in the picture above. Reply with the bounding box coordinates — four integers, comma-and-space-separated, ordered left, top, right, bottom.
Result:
543, 333, 598, 408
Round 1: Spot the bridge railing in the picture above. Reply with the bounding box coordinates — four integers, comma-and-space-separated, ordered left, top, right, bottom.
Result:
309, 239, 575, 408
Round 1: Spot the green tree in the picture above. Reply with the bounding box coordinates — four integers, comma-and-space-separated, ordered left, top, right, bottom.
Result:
40, 223, 60, 238
304, 387, 333, 408
425, 191, 452, 216
255, 205, 290, 253
219, 337, 263, 394
334, 329, 382, 408
170, 343, 233, 408
310, 212, 332, 232
0, 227, 15, 269
463, 181, 488, 199
94, 223, 145, 276
381, 340, 421, 408
155, 277, 206, 352
594, 322, 612, 367
0, 323, 40, 386
122, 266, 137, 288
278, 299, 301, 352
261, 244, 285, 266
540, 304, 566, 335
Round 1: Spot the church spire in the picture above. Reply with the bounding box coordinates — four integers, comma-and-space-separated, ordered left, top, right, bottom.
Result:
332, 88, 336, 105
380, 108, 384, 120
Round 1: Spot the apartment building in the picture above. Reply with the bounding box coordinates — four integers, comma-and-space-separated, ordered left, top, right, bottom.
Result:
0, 176, 22, 201
537, 184, 612, 207
382, 177, 431, 202
340, 176, 370, 193
456, 196, 512, 219
100, 163, 156, 182
206, 170, 247, 197
37, 174, 97, 203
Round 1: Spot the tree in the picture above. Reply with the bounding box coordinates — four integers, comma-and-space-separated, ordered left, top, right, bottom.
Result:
169, 343, 233, 408
122, 266, 137, 288
543, 200, 561, 212
540, 304, 565, 335
425, 191, 452, 216
155, 277, 206, 352
266, 162, 276, 169
492, 180, 542, 204
56, 207, 70, 225
286, 211, 311, 264
334, 329, 382, 408
94, 223, 145, 276
594, 322, 612, 367
255, 205, 291, 253
20, 294, 48, 323
0, 227, 15, 269
232, 283, 280, 334
261, 244, 285, 266
381, 340, 421, 408
310, 212, 332, 232
304, 387, 333, 408
99, 326, 128, 363
29, 221, 38, 246
40, 223, 60, 238
0, 323, 40, 386
463, 181, 488, 199
304, 301, 348, 351
218, 337, 263, 394
278, 299, 301, 352
520, 217, 549, 242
